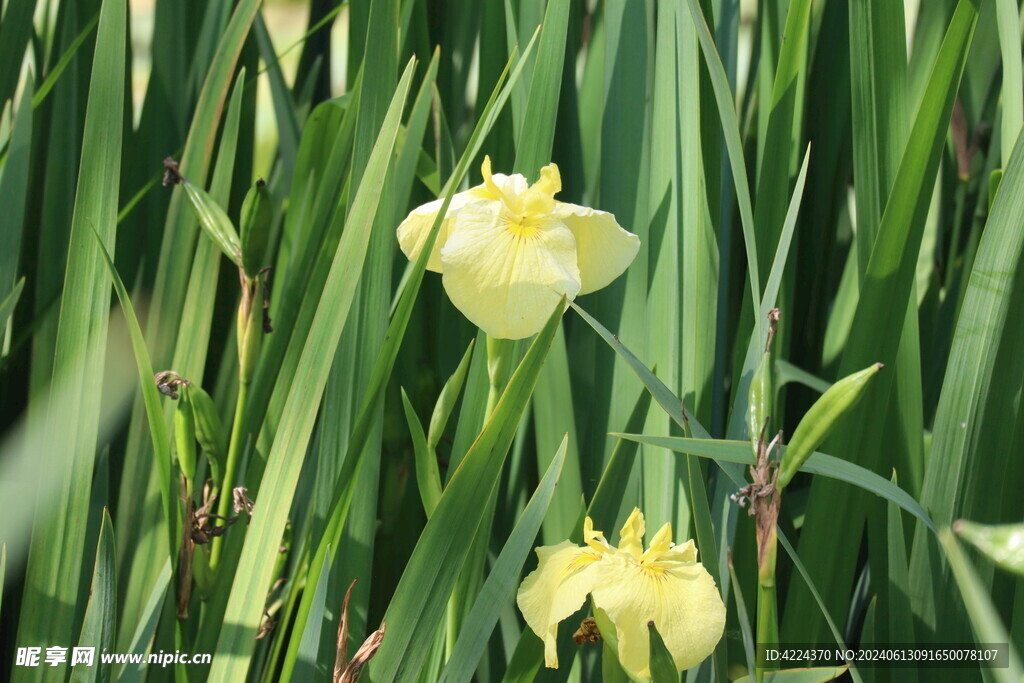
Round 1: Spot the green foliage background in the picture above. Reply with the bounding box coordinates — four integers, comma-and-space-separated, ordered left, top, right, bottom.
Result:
0, 0, 1022, 681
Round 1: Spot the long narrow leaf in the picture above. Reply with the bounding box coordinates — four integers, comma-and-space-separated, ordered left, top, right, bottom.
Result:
614, 435, 935, 532
292, 546, 333, 682
0, 80, 32, 297
208, 59, 416, 681
15, 0, 125, 662
0, 277, 24, 331
280, 38, 538, 675
685, 0, 760, 319
790, 0, 978, 639
93, 231, 174, 556
117, 560, 171, 683
0, 0, 38, 107
145, 0, 261, 359
69, 509, 116, 683
939, 529, 1024, 682
370, 299, 565, 681
910, 89, 1024, 630
440, 435, 568, 682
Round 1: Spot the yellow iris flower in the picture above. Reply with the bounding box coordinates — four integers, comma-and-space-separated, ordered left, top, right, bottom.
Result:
517, 508, 726, 679
397, 157, 640, 339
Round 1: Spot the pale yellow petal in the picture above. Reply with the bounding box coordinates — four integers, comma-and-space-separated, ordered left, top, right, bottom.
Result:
591, 555, 727, 678
516, 541, 602, 668
554, 202, 640, 295
663, 538, 698, 563
616, 508, 646, 560
396, 155, 527, 270
641, 522, 673, 563
493, 171, 529, 198
520, 163, 561, 216
396, 189, 485, 272
535, 163, 561, 195
641, 525, 698, 564
440, 201, 581, 339
480, 155, 529, 204
583, 516, 612, 553
481, 155, 501, 197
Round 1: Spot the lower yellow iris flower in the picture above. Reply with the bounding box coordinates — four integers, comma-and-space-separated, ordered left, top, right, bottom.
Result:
517, 508, 726, 679
397, 157, 640, 339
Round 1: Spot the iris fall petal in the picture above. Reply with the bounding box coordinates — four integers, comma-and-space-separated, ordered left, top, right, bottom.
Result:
516, 540, 604, 668
591, 547, 726, 678
555, 203, 641, 295
439, 200, 581, 339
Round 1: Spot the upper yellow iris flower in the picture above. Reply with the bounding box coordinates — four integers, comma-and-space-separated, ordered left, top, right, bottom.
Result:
397, 157, 640, 339
517, 508, 726, 679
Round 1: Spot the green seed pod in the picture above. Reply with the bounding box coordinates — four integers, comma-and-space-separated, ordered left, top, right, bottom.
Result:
240, 179, 273, 277
186, 385, 227, 481
777, 362, 883, 490
237, 275, 264, 385
175, 388, 198, 484
954, 520, 1024, 577
747, 350, 773, 457
181, 181, 242, 266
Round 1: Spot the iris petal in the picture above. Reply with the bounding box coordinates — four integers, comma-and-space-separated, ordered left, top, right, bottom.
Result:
395, 170, 531, 273
517, 541, 603, 668
554, 203, 640, 295
617, 508, 646, 560
662, 538, 698, 564
396, 189, 483, 272
591, 555, 726, 678
440, 201, 581, 339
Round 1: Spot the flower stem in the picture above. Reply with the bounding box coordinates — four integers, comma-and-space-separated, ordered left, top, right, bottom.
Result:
210, 270, 264, 571
756, 523, 779, 683
445, 334, 514, 659
484, 335, 515, 416
210, 379, 248, 570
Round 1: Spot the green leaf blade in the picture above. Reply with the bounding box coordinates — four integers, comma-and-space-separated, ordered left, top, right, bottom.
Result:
15, 0, 126, 662
370, 299, 565, 682
69, 510, 116, 683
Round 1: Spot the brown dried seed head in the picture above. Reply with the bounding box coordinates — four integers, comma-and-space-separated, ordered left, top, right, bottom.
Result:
154, 370, 189, 399
233, 487, 255, 516
572, 617, 602, 645
162, 157, 184, 186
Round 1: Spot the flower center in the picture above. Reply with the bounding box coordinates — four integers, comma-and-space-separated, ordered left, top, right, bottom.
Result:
479, 156, 562, 241
506, 214, 541, 239
639, 562, 669, 581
